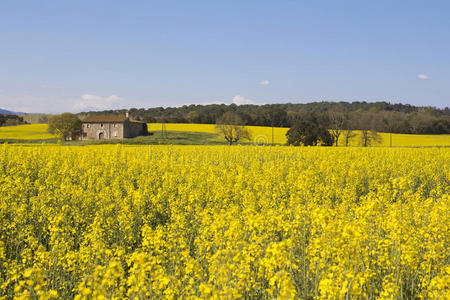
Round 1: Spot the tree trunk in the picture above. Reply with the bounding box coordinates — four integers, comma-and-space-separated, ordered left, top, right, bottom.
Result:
335, 133, 340, 146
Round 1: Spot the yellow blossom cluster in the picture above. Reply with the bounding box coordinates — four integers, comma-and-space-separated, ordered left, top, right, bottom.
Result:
0, 144, 448, 299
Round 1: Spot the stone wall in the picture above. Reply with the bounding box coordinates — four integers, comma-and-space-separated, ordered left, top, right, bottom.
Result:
82, 123, 124, 140
82, 121, 146, 140
123, 121, 147, 138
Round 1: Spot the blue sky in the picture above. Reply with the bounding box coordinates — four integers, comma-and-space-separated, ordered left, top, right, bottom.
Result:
0, 0, 449, 113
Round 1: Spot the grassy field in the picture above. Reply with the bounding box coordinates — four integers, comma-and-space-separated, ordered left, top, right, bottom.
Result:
69, 131, 226, 146
1, 145, 448, 298
1, 123, 449, 146
0, 131, 225, 146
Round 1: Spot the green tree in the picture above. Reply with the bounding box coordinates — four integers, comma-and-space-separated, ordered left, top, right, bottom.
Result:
47, 113, 82, 141
186, 111, 200, 123
286, 114, 333, 146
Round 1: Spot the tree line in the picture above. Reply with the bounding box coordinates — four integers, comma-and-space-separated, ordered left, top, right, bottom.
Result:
0, 114, 27, 126
89, 101, 450, 135
214, 110, 384, 147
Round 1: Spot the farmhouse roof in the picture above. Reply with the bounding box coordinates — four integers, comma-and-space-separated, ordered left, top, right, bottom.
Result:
82, 115, 146, 124
82, 115, 128, 123
129, 119, 146, 124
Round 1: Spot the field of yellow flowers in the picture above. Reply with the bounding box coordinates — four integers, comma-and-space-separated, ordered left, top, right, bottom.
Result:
0, 144, 448, 299
0, 124, 57, 140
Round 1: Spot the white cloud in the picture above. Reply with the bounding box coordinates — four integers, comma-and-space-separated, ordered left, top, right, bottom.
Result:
72, 94, 126, 112
259, 80, 270, 86
417, 74, 429, 80
232, 95, 255, 105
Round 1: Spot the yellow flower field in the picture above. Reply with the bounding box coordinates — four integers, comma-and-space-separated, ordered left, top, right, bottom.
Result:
0, 144, 448, 299
0, 124, 57, 140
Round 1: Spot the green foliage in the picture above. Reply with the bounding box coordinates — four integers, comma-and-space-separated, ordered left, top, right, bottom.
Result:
0, 114, 26, 126
47, 113, 82, 141
286, 114, 333, 146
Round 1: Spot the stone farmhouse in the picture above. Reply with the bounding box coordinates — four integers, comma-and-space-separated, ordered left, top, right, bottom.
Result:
81, 113, 147, 140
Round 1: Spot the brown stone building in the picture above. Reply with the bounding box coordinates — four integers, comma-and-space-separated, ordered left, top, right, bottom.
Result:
81, 114, 147, 140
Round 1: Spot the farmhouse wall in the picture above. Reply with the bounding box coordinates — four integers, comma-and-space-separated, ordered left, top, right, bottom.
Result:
124, 121, 147, 138
82, 123, 124, 140
81, 114, 147, 140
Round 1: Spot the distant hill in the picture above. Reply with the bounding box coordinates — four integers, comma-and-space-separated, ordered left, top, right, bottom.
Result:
0, 108, 23, 115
